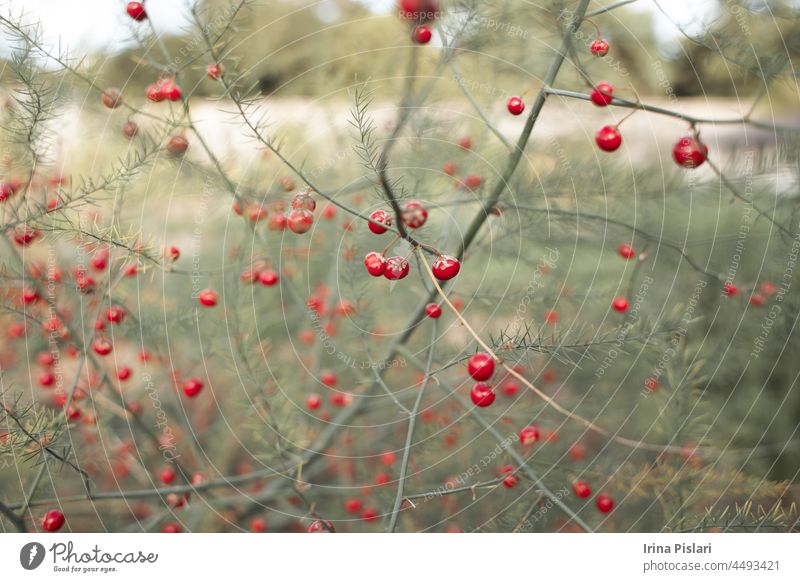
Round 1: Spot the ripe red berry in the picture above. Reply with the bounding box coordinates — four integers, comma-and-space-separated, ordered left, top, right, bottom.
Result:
198, 289, 218, 307
612, 296, 629, 312
287, 209, 314, 234
617, 243, 635, 259
596, 125, 622, 152
470, 382, 496, 407
442, 161, 456, 175
345, 498, 363, 513
146, 83, 165, 102
259, 269, 279, 286
126, 1, 147, 21
102, 88, 123, 109
21, 287, 40, 305
368, 209, 392, 234
206, 63, 223, 80
519, 425, 540, 445
749, 292, 765, 306
384, 256, 410, 280
723, 282, 738, 296
165, 245, 180, 262
465, 174, 482, 189
467, 352, 495, 381
291, 191, 316, 211
431, 254, 460, 281
161, 522, 182, 533
105, 306, 126, 324
307, 519, 335, 533
507, 96, 525, 115
42, 509, 65, 532
92, 336, 113, 356
596, 494, 614, 513
572, 480, 591, 498
590, 83, 613, 106
161, 80, 182, 102
501, 467, 519, 488
590, 37, 609, 56
364, 252, 387, 277
425, 303, 442, 318
672, 135, 708, 168
413, 25, 432, 44
117, 366, 132, 381
159, 466, 177, 485
305, 394, 322, 410
268, 213, 287, 231
402, 200, 428, 229
166, 135, 189, 156
458, 136, 472, 150
183, 377, 204, 398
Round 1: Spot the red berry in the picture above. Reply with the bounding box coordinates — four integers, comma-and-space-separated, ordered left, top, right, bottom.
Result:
321, 371, 337, 387
596, 125, 622, 152
161, 522, 182, 533
146, 83, 165, 102
519, 425, 540, 445
760, 281, 777, 295
38, 371, 55, 387
307, 519, 335, 533
723, 282, 738, 296
345, 498, 363, 514
117, 366, 132, 381
442, 161, 456, 175
206, 63, 223, 80
590, 37, 609, 56
42, 509, 65, 532
470, 382, 496, 407
126, 1, 147, 21
291, 191, 316, 211
122, 120, 139, 139
402, 200, 428, 229
368, 209, 392, 234
92, 336, 113, 356
573, 480, 591, 498
458, 136, 472, 150
507, 96, 525, 115
198, 289, 218, 307
596, 494, 614, 513
268, 213, 287, 231
617, 243, 635, 259
672, 135, 708, 168
287, 209, 314, 234
413, 25, 432, 44
305, 394, 322, 410
467, 352, 494, 381
161, 80, 182, 102
364, 252, 387, 277
183, 377, 204, 398
166, 135, 189, 156
159, 466, 177, 485
590, 83, 613, 106
102, 88, 123, 109
384, 256, 410, 280
502, 474, 519, 488
749, 293, 765, 306
465, 174, 482, 189
105, 306, 126, 324
259, 269, 279, 286
425, 303, 442, 318
431, 254, 460, 281
612, 296, 629, 312
21, 287, 40, 305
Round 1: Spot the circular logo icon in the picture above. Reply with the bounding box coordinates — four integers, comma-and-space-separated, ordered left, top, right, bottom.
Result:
20, 542, 46, 570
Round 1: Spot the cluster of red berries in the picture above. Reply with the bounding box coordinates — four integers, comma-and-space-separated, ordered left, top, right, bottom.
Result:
589, 81, 709, 167
287, 190, 316, 234
146, 78, 182, 103
467, 352, 498, 406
